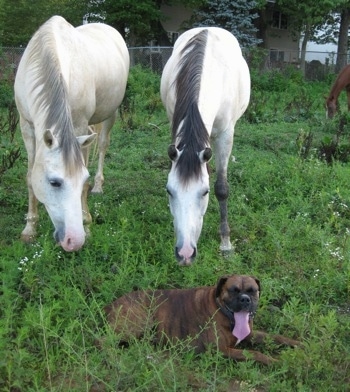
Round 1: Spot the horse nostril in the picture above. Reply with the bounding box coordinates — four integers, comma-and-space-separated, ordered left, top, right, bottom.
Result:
175, 247, 181, 261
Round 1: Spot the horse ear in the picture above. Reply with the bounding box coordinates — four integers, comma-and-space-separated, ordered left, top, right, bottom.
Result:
43, 130, 57, 149
198, 147, 212, 163
76, 133, 97, 148
168, 144, 179, 161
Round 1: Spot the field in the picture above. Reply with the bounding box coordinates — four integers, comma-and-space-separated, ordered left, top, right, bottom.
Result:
0, 65, 349, 391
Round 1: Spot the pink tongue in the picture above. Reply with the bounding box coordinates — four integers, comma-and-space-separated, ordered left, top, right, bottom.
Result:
232, 311, 250, 345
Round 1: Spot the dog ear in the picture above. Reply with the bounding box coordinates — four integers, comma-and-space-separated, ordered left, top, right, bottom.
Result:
215, 275, 229, 297
252, 276, 261, 293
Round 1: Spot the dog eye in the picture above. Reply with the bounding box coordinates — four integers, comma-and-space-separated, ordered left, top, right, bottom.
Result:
228, 286, 240, 294
246, 287, 257, 294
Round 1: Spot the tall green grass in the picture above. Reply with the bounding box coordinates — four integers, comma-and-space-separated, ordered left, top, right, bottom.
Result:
0, 66, 349, 391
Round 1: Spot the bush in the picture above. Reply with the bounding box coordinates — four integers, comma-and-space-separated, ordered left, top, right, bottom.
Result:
119, 65, 165, 132
0, 81, 14, 108
0, 103, 20, 181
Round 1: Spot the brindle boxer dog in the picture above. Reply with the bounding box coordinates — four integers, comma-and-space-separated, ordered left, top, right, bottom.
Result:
104, 274, 299, 365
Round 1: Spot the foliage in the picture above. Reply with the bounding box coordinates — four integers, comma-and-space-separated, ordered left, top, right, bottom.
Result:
276, 0, 348, 74
0, 82, 13, 108
277, 0, 347, 35
0, 47, 16, 107
317, 113, 350, 163
0, 66, 349, 391
119, 65, 165, 131
0, 103, 20, 181
0, 0, 89, 46
246, 64, 318, 123
91, 0, 205, 45
0, 0, 202, 46
191, 0, 262, 48
91, 0, 162, 44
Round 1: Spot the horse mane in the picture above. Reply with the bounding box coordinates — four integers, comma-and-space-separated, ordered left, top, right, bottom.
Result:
172, 29, 210, 184
28, 20, 83, 175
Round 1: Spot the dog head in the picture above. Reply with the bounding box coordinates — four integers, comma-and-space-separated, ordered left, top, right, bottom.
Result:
215, 274, 260, 344
215, 274, 260, 315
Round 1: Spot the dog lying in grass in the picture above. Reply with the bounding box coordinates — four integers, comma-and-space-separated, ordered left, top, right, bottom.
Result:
104, 274, 300, 365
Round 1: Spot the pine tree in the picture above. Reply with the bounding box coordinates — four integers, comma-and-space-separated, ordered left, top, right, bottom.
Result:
192, 0, 262, 48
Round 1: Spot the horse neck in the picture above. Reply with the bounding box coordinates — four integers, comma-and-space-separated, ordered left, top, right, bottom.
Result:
329, 70, 350, 101
30, 31, 82, 174
329, 84, 342, 102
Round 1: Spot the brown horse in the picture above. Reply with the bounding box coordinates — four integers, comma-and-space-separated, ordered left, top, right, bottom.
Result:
326, 64, 350, 118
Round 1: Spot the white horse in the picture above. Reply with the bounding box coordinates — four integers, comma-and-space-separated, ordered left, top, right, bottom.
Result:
14, 16, 129, 251
161, 27, 250, 265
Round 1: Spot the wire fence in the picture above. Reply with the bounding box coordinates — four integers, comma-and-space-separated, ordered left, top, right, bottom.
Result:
0, 46, 343, 82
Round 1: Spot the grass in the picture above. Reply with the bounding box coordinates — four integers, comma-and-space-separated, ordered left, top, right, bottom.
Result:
0, 66, 349, 391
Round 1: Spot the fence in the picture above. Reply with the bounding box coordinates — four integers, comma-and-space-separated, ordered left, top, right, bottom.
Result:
0, 46, 343, 81
128, 47, 341, 80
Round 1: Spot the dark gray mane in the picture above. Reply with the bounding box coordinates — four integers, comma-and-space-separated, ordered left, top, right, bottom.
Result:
172, 29, 210, 183
29, 22, 83, 174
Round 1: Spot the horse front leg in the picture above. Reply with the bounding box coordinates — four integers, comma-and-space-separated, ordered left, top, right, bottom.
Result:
20, 119, 39, 242
81, 181, 92, 238
213, 129, 234, 253
91, 113, 116, 194
21, 173, 39, 242
81, 140, 92, 237
214, 173, 232, 252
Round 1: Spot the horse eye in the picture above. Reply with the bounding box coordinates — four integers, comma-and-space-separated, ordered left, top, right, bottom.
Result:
49, 178, 63, 188
166, 188, 172, 197
203, 190, 209, 197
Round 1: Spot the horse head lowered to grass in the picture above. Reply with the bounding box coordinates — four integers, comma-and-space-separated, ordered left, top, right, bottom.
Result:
14, 16, 129, 251
160, 27, 250, 265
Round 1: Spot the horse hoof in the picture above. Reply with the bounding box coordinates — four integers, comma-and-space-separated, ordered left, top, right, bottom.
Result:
84, 227, 91, 238
220, 241, 233, 257
90, 186, 103, 194
221, 249, 233, 258
21, 233, 36, 243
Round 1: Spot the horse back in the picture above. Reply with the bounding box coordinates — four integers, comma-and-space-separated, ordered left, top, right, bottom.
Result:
15, 16, 129, 128
161, 27, 250, 133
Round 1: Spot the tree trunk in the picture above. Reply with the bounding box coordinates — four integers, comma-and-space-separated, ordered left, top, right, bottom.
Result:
256, 8, 269, 49
336, 8, 350, 73
300, 27, 310, 77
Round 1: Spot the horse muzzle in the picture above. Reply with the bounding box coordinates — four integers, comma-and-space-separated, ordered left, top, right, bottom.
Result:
54, 226, 85, 252
175, 245, 197, 265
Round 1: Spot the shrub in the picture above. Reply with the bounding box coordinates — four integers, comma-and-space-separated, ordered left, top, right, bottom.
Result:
0, 103, 20, 181
119, 65, 164, 132
0, 81, 14, 108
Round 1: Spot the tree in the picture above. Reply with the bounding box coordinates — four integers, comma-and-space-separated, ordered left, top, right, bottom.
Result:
0, 0, 88, 46
92, 0, 203, 45
190, 0, 262, 48
276, 0, 347, 75
92, 0, 163, 45
335, 7, 350, 72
